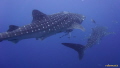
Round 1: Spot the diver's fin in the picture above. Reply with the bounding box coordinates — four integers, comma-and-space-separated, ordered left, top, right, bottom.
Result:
32, 9, 47, 23
61, 43, 85, 60
7, 25, 19, 32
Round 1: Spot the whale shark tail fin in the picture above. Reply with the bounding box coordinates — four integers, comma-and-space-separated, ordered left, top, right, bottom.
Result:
61, 43, 85, 60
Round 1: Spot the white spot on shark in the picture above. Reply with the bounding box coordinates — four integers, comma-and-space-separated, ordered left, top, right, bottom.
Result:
6, 32, 10, 37
32, 30, 34, 32
0, 34, 2, 38
38, 29, 40, 30
36, 25, 39, 27
21, 32, 23, 34
20, 29, 22, 31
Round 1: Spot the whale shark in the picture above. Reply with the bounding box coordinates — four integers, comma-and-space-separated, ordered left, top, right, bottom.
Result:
62, 26, 112, 60
0, 10, 85, 43
85, 26, 110, 48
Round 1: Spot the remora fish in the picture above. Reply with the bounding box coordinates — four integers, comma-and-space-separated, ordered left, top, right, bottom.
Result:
62, 26, 112, 60
91, 19, 96, 24
0, 10, 85, 43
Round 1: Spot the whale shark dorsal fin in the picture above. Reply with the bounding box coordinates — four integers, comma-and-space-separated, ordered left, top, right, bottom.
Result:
32, 10, 47, 23
7, 25, 19, 32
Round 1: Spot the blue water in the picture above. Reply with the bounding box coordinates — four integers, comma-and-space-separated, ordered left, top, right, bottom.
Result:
0, 0, 120, 68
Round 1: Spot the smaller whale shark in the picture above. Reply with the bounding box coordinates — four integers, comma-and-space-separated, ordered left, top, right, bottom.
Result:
85, 26, 111, 48
62, 26, 113, 60
0, 10, 86, 43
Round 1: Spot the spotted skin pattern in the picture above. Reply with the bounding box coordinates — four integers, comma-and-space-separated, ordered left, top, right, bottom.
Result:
0, 10, 85, 43
86, 26, 108, 48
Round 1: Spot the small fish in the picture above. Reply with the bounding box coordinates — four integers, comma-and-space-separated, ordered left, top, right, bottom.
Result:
91, 19, 96, 24
59, 29, 73, 38
112, 20, 118, 23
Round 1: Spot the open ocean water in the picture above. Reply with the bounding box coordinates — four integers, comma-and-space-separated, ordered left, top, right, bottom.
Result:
0, 0, 120, 68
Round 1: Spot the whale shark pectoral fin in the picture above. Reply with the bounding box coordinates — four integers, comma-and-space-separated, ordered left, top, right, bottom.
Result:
78, 25, 85, 31
32, 9, 48, 23
61, 43, 85, 60
7, 25, 19, 32
68, 23, 85, 31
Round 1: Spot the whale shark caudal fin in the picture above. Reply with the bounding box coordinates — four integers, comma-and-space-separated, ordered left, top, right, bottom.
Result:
61, 43, 85, 60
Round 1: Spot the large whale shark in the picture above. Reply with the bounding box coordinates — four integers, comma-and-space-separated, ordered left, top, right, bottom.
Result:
0, 10, 85, 43
62, 26, 113, 60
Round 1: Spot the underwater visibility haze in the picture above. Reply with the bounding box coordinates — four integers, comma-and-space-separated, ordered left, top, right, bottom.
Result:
0, 0, 120, 68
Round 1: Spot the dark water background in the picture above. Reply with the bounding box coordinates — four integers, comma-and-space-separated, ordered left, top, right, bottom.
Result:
0, 0, 120, 68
